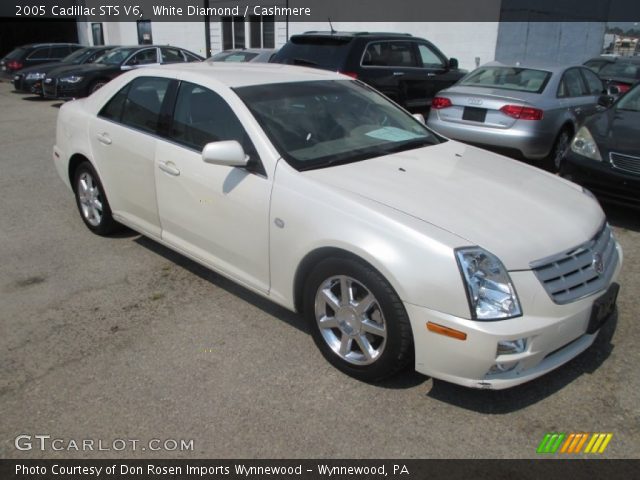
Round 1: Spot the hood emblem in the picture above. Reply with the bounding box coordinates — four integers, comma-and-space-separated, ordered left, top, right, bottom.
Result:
592, 252, 604, 275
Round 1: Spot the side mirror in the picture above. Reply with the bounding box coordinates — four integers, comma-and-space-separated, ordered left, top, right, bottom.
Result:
412, 113, 426, 124
597, 94, 615, 109
607, 85, 620, 96
121, 65, 134, 71
202, 140, 249, 167
448, 58, 459, 69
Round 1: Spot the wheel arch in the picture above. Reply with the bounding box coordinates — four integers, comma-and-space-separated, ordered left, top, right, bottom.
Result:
292, 246, 404, 315
68, 153, 91, 191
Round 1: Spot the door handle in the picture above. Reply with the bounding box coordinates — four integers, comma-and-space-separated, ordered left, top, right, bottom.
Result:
96, 133, 112, 145
158, 161, 180, 176
427, 72, 436, 76
393, 71, 405, 76
574, 107, 582, 115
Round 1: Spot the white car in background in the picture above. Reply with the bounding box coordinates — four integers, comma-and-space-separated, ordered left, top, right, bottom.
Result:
53, 63, 622, 389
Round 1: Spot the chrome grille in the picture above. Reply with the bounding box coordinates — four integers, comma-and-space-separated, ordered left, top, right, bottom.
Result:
531, 224, 618, 304
610, 152, 640, 176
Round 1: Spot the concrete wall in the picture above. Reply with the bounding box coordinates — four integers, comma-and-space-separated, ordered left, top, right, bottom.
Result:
495, 22, 606, 66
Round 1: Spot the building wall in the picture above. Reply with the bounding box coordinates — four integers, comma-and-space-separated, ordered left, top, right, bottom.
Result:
495, 22, 606, 66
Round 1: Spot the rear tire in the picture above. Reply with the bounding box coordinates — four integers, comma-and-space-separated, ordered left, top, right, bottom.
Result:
303, 257, 413, 382
544, 128, 572, 172
73, 161, 121, 236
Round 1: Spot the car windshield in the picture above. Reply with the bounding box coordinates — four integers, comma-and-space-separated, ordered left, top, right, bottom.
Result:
616, 85, 640, 112
599, 61, 640, 80
95, 48, 138, 65
459, 66, 552, 93
235, 80, 441, 171
61, 48, 93, 64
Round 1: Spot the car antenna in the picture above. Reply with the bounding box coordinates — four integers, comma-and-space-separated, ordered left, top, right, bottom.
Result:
329, 18, 336, 34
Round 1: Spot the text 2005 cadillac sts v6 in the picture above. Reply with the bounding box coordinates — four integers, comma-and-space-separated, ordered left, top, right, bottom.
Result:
53, 63, 623, 389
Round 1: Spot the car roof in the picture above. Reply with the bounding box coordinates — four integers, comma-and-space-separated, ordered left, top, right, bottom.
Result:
18, 43, 79, 48
141, 62, 346, 88
296, 31, 413, 38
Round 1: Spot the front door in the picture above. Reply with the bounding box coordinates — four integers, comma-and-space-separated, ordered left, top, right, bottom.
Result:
154, 81, 271, 292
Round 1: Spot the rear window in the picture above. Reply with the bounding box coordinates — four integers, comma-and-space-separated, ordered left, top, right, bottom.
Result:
599, 62, 640, 80
211, 51, 259, 62
460, 66, 552, 93
5, 47, 27, 60
271, 36, 352, 70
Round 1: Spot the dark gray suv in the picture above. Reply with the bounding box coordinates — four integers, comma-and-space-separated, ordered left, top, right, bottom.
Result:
271, 31, 465, 113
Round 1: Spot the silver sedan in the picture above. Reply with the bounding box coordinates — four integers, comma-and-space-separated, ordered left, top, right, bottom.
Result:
427, 63, 609, 170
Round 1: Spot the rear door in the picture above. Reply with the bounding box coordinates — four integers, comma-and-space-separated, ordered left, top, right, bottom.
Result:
25, 47, 50, 67
88, 76, 173, 237
360, 40, 426, 110
557, 67, 597, 123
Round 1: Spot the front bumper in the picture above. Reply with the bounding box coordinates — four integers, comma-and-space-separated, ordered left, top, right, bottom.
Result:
562, 151, 640, 210
405, 251, 622, 389
43, 79, 85, 100
13, 75, 40, 93
428, 113, 554, 160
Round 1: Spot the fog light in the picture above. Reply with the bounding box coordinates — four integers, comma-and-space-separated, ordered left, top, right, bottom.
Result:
497, 339, 526, 355
488, 362, 519, 375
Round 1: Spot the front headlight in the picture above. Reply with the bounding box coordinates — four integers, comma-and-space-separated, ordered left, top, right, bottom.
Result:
570, 126, 602, 161
455, 247, 522, 320
25, 72, 45, 80
59, 75, 84, 84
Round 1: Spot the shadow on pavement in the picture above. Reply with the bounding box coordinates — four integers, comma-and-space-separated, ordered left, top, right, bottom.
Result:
603, 204, 640, 233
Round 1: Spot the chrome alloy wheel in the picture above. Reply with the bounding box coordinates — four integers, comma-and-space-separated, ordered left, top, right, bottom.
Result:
77, 172, 103, 227
314, 275, 387, 365
553, 131, 570, 170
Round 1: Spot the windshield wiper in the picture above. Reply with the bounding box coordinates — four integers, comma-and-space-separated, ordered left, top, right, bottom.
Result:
377, 138, 436, 155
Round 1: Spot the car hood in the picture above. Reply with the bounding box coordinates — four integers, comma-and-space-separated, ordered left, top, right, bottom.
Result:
47, 63, 115, 78
304, 140, 604, 270
586, 107, 640, 156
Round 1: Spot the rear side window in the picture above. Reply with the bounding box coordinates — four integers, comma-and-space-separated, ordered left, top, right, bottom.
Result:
362, 41, 418, 68
50, 46, 71, 59
168, 81, 256, 156
161, 47, 184, 64
99, 85, 130, 121
27, 48, 50, 60
111, 77, 172, 134
581, 68, 603, 95
125, 48, 158, 66
272, 36, 351, 70
558, 69, 586, 97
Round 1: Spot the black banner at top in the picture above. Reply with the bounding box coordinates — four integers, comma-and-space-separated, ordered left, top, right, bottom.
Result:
2, 0, 640, 22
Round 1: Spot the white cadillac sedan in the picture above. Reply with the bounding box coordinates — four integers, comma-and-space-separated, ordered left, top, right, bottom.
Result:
53, 63, 622, 389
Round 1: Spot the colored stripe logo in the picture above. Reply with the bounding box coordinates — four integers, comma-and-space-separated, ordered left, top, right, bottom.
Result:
537, 433, 612, 454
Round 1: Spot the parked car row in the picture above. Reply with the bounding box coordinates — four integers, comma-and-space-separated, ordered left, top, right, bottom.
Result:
2, 43, 204, 99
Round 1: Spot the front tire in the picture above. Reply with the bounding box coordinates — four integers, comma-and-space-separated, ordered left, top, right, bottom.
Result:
73, 161, 120, 235
88, 80, 107, 95
303, 257, 413, 382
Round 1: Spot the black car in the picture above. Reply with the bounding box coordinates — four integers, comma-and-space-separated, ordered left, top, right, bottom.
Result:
42, 45, 203, 99
271, 31, 466, 113
12, 46, 116, 94
561, 83, 640, 209
0, 43, 82, 77
584, 56, 640, 94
